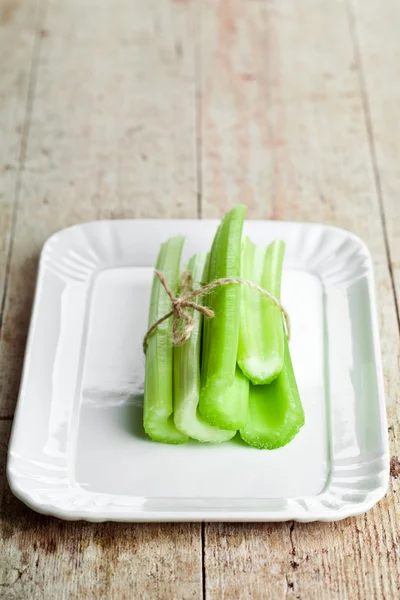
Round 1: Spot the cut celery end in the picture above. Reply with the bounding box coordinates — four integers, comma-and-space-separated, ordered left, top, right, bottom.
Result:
144, 410, 189, 445
199, 206, 246, 417
199, 365, 249, 430
173, 253, 235, 443
238, 354, 284, 386
237, 237, 285, 385
239, 338, 305, 449
174, 391, 236, 442
144, 236, 188, 445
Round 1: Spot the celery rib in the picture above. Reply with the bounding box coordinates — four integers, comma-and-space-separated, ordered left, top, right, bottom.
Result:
240, 337, 305, 449
239, 237, 304, 448
173, 253, 236, 442
144, 236, 189, 444
198, 205, 248, 429
237, 238, 285, 385
203, 365, 249, 430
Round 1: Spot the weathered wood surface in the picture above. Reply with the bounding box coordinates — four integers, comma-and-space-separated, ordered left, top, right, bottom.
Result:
0, 0, 198, 418
0, 1, 202, 598
0, 0, 40, 328
0, 420, 202, 600
200, 1, 400, 598
349, 0, 400, 302
0, 0, 399, 598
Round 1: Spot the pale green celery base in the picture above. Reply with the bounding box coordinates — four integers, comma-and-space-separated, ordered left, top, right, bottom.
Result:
237, 238, 285, 385
239, 339, 305, 450
199, 367, 249, 430
240, 391, 305, 449
240, 421, 304, 450
237, 354, 283, 385
144, 410, 188, 445
174, 395, 236, 443
198, 399, 243, 430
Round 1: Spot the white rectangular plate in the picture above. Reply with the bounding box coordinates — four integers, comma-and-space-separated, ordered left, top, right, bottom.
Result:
7, 219, 389, 522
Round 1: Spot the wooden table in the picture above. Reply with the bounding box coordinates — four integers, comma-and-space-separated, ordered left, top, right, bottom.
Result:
1, 0, 399, 598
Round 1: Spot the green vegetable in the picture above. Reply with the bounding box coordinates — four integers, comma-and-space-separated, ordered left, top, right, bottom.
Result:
240, 337, 305, 449
199, 205, 247, 429
142, 206, 302, 451
202, 364, 249, 430
237, 238, 285, 384
144, 236, 189, 444
173, 253, 236, 442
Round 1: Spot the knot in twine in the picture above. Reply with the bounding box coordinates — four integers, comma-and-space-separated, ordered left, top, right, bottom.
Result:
143, 270, 291, 353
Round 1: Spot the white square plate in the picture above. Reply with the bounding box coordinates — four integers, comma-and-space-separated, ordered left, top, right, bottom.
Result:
7, 219, 389, 522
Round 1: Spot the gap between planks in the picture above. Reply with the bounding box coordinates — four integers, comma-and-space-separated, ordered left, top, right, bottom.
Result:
346, 0, 400, 331
0, 0, 48, 337
195, 0, 203, 220
201, 522, 206, 600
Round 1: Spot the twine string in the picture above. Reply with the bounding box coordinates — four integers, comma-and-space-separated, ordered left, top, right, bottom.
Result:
143, 269, 290, 353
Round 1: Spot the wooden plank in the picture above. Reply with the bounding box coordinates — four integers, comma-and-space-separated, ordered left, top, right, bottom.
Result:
0, 0, 198, 417
0, 0, 202, 598
200, 1, 293, 597
203, 522, 293, 599
0, 421, 202, 600
348, 0, 400, 305
199, 0, 274, 218
0, 0, 40, 320
200, 0, 400, 598
345, 4, 400, 595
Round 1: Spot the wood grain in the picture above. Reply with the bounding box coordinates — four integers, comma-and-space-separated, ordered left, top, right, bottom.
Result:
0, 0, 41, 323
0, 0, 198, 417
0, 421, 202, 600
348, 0, 400, 305
1, 0, 400, 598
0, 1, 202, 598
199, 0, 274, 218
200, 1, 400, 598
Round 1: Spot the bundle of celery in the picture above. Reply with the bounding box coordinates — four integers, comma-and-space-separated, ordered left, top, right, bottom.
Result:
143, 206, 304, 449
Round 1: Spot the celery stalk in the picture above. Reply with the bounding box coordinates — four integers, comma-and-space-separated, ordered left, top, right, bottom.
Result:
173, 253, 236, 442
199, 205, 247, 429
144, 236, 189, 444
200, 225, 220, 378
237, 238, 285, 384
240, 337, 305, 449
202, 365, 249, 429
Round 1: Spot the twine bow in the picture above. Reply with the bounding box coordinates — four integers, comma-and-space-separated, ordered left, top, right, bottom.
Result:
143, 270, 291, 353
